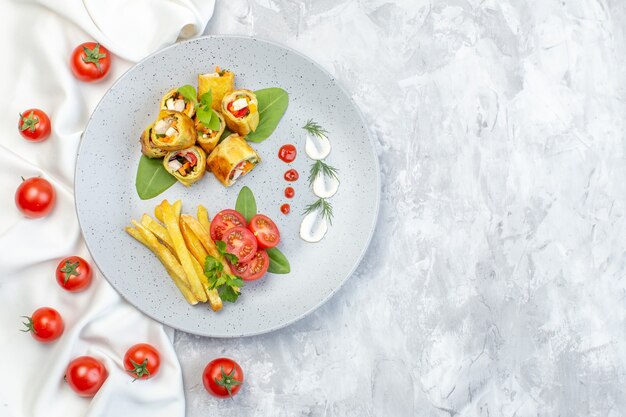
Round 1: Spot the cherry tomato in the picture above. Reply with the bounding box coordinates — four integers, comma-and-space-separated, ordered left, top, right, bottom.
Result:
210, 209, 246, 241
65, 356, 108, 397
238, 250, 270, 281
223, 226, 257, 264
21, 307, 64, 343
124, 343, 160, 380
70, 42, 111, 82
202, 358, 244, 398
284, 186, 295, 198
248, 214, 281, 249
15, 177, 56, 218
278, 144, 297, 163
56, 256, 92, 292
280, 204, 290, 215
18, 109, 51, 142
284, 169, 299, 181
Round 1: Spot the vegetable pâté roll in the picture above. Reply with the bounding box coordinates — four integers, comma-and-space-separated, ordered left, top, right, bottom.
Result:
163, 145, 206, 186
140, 123, 167, 159
151, 110, 197, 151
198, 67, 235, 111
195, 112, 225, 155
206, 134, 260, 187
221, 89, 259, 136
160, 88, 196, 118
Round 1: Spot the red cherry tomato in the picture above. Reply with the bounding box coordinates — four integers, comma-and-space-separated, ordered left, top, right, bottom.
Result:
15, 177, 56, 218
280, 204, 290, 215
284, 169, 299, 181
124, 343, 160, 380
65, 356, 108, 397
21, 307, 64, 343
70, 42, 111, 82
236, 250, 269, 281
202, 358, 244, 398
223, 226, 257, 264
18, 109, 51, 142
248, 214, 281, 249
56, 256, 92, 292
284, 187, 295, 198
210, 209, 246, 241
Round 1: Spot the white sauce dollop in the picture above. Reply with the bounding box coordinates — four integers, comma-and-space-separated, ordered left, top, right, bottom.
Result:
312, 174, 340, 198
305, 132, 331, 160
299, 210, 328, 243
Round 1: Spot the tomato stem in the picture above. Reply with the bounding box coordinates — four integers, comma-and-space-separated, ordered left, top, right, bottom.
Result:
60, 259, 81, 284
82, 43, 107, 73
214, 366, 242, 397
127, 358, 150, 380
20, 316, 36, 334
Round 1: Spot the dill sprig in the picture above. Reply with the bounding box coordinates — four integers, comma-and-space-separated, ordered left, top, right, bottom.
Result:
302, 119, 328, 138
303, 198, 334, 224
308, 160, 339, 184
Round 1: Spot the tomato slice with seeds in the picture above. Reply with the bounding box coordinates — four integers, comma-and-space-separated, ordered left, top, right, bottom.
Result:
223, 226, 257, 264
248, 214, 281, 249
239, 250, 269, 281
210, 209, 246, 241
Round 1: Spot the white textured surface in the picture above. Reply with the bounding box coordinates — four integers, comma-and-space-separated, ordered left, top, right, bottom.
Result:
176, 1, 626, 415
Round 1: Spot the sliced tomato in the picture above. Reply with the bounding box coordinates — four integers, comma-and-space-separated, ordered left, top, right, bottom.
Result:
227, 101, 249, 118
239, 250, 269, 281
248, 214, 281, 249
223, 226, 257, 264
210, 209, 246, 241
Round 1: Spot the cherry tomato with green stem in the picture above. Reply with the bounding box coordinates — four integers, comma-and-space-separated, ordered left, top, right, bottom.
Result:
202, 357, 244, 398
18, 109, 51, 142
56, 256, 92, 292
124, 343, 161, 380
21, 307, 64, 343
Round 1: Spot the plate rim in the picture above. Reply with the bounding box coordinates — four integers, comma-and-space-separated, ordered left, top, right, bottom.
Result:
74, 34, 381, 338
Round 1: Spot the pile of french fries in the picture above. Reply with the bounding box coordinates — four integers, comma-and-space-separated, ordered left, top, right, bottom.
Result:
125, 199, 234, 311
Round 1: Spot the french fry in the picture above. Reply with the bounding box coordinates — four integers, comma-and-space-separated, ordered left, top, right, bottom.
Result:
161, 200, 208, 302
190, 256, 223, 312
125, 224, 198, 305
154, 205, 164, 223
141, 214, 175, 253
180, 215, 234, 274
197, 205, 211, 231
180, 219, 208, 265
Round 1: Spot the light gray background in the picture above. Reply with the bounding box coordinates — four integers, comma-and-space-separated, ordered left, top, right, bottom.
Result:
175, 1, 626, 415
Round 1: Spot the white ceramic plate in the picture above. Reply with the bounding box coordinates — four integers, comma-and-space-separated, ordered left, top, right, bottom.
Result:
75, 36, 380, 337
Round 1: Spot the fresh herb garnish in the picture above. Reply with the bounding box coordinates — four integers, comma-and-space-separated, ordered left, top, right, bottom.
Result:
303, 197, 334, 224
196, 91, 221, 131
81, 43, 107, 73
235, 186, 257, 223
215, 240, 239, 265
245, 88, 289, 143
302, 119, 328, 138
176, 85, 198, 106
308, 160, 339, 184
203, 254, 243, 303
135, 155, 177, 200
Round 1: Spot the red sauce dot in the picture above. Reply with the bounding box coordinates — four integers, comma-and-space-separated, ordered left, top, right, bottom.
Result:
280, 204, 290, 215
278, 144, 297, 163
284, 187, 295, 198
284, 169, 299, 182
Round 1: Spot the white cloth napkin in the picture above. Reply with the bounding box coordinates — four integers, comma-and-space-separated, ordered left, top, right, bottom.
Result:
0, 0, 215, 416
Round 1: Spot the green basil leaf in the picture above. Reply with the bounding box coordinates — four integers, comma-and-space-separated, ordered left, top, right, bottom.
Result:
196, 106, 212, 126
177, 85, 197, 106
246, 88, 289, 143
200, 91, 213, 107
235, 186, 257, 222
266, 247, 290, 274
208, 110, 221, 131
135, 155, 176, 200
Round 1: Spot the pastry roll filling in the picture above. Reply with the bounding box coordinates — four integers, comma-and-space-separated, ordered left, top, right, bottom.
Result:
154, 116, 178, 143
196, 119, 218, 140
167, 150, 198, 177
230, 159, 257, 181
226, 95, 257, 119
162, 90, 195, 116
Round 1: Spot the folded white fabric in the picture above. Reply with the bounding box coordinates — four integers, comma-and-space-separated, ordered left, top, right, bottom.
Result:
0, 0, 214, 416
